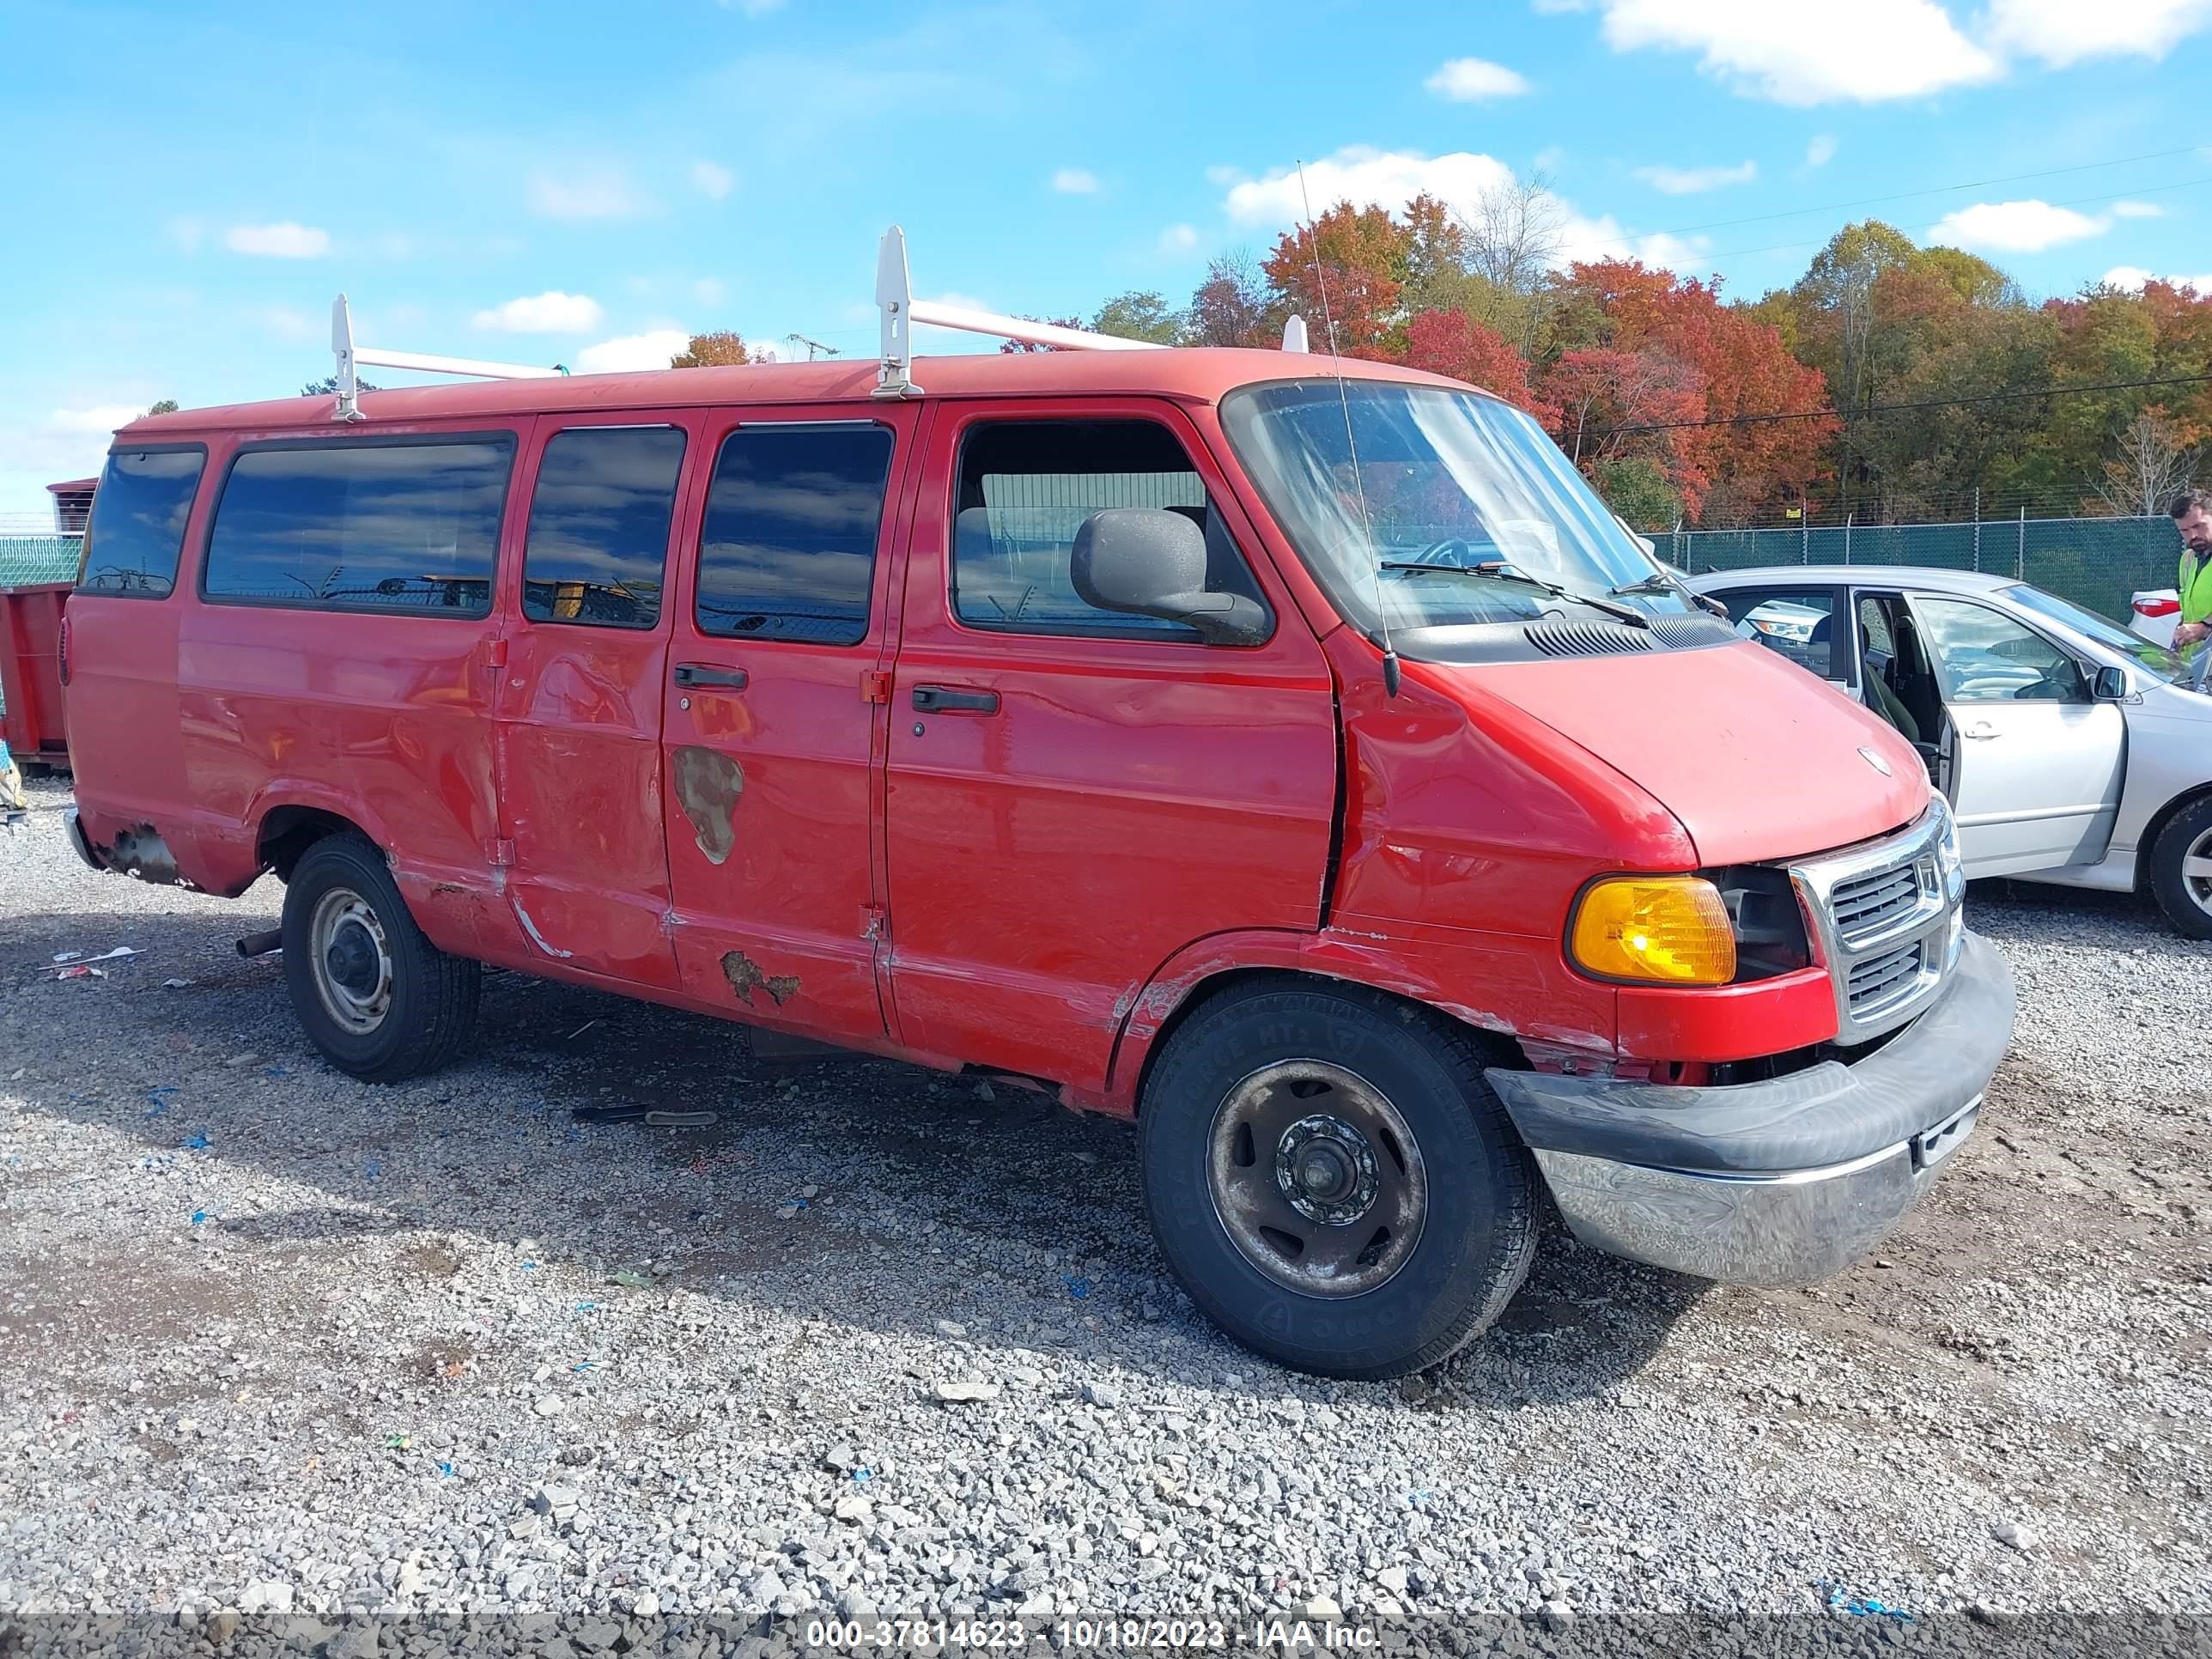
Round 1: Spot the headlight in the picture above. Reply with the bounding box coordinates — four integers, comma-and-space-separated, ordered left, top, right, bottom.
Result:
1569, 876, 1737, 986
1931, 796, 1966, 900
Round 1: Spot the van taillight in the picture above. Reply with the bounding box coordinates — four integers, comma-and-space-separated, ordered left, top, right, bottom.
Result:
58, 615, 70, 686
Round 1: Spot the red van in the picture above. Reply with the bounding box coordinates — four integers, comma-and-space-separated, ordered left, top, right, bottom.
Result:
60, 284, 2012, 1377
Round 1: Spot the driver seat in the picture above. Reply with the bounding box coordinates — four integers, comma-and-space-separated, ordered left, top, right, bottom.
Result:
1860, 623, 1921, 744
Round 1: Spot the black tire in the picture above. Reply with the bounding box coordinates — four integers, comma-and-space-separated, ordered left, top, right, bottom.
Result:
1139, 978, 1537, 1380
281, 832, 481, 1082
2149, 796, 2212, 940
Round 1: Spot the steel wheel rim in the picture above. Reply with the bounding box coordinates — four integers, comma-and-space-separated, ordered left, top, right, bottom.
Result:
310, 886, 394, 1036
1206, 1059, 1429, 1298
2181, 827, 2212, 915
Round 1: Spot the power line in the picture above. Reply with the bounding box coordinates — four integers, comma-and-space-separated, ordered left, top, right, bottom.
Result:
1607, 371, 2212, 435
1645, 143, 2212, 239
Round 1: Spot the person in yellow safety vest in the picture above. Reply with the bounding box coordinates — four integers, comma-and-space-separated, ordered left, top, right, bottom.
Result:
2172, 486, 2212, 652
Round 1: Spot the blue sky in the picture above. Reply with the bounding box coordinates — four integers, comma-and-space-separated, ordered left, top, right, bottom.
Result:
4, 0, 2211, 517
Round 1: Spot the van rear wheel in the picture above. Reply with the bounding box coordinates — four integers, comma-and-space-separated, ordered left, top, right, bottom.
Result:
282, 832, 480, 1082
1139, 979, 1536, 1379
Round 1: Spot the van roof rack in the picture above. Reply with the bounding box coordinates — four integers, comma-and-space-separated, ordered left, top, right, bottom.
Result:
325, 229, 1311, 418
328, 295, 568, 422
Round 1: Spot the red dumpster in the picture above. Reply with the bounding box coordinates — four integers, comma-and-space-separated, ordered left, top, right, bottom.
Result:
0, 582, 70, 770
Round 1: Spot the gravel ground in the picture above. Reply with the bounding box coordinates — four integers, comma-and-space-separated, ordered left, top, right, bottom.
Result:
3, 771, 2209, 1656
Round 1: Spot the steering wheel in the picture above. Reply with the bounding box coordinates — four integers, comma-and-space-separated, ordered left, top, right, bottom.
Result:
1401, 538, 1478, 568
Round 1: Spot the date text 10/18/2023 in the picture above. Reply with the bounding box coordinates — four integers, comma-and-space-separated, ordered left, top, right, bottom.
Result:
804, 1620, 1387, 1652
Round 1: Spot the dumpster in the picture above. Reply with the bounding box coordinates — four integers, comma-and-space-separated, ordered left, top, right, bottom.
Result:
0, 581, 70, 772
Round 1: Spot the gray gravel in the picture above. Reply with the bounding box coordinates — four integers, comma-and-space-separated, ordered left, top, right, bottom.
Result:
3, 771, 2210, 1651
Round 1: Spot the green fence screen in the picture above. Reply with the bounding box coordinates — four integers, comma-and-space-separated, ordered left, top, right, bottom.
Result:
1668, 515, 2179, 623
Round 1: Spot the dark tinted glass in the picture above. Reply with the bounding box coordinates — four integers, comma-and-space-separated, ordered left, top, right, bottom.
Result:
204, 438, 512, 614
522, 427, 685, 628
76, 448, 204, 597
951, 421, 1265, 639
1717, 586, 1834, 678
696, 425, 892, 644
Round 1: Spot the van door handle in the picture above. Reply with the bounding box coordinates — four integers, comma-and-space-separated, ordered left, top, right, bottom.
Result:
673, 664, 748, 690
911, 684, 1000, 714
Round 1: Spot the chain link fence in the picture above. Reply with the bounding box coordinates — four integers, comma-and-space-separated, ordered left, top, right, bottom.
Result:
1665, 514, 2179, 623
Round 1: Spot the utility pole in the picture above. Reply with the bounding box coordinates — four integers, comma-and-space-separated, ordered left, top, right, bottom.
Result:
786, 333, 839, 362
1972, 487, 1981, 573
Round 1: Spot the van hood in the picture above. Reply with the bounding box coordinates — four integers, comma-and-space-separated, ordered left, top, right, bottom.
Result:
1463, 641, 1929, 866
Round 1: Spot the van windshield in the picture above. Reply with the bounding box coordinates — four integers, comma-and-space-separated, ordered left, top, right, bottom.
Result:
1219, 379, 1679, 641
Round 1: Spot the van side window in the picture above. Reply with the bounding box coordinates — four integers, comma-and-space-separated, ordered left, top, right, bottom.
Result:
695, 424, 893, 645
522, 427, 686, 629
76, 448, 205, 598
202, 437, 513, 616
951, 420, 1268, 640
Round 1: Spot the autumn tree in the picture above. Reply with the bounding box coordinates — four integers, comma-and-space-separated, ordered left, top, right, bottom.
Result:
2096, 410, 2202, 517
1261, 201, 1409, 358
1186, 250, 1277, 348
1404, 309, 1553, 421
670, 331, 751, 368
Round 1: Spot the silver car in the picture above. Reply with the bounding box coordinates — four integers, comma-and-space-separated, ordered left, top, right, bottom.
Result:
1689, 565, 2212, 936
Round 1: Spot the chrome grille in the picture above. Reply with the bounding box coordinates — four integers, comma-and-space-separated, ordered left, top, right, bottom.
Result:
1787, 803, 1963, 1044
1831, 866, 1922, 942
1848, 941, 1924, 1016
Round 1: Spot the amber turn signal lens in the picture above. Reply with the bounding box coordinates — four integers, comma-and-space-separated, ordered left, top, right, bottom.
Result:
1569, 876, 1736, 986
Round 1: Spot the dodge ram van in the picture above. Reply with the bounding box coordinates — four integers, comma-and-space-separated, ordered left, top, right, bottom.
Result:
59, 251, 2014, 1376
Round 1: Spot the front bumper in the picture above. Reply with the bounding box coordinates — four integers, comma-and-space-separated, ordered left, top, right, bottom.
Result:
1485, 933, 2014, 1285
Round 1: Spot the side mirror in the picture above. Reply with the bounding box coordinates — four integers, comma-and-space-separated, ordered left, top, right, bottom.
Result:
2093, 664, 2129, 700
1071, 508, 1268, 646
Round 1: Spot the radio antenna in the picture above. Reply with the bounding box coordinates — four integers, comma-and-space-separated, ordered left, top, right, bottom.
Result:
1297, 161, 1399, 696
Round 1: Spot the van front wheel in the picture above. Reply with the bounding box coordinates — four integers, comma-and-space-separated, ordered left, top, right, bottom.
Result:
282, 833, 480, 1082
1139, 980, 1536, 1379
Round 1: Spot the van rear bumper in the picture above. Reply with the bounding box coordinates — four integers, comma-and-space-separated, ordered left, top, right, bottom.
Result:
1484, 933, 2013, 1285
63, 806, 106, 873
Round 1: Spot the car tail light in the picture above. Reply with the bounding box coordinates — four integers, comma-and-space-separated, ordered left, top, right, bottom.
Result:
2135, 596, 2180, 617
58, 614, 71, 686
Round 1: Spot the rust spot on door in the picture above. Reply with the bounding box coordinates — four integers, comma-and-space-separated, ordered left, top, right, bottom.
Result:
720, 951, 800, 1008
672, 746, 744, 866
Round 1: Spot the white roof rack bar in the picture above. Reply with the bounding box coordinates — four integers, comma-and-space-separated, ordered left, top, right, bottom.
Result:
873, 225, 1164, 398
329, 294, 567, 423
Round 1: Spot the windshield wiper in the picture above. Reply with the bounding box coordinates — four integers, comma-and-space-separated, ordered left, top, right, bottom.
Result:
1380, 561, 1651, 629
1612, 569, 1732, 619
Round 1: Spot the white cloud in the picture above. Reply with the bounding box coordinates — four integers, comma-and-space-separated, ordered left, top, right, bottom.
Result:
1424, 56, 1533, 100
1984, 0, 2212, 64
2101, 264, 2212, 293
1223, 145, 1716, 277
224, 222, 330, 258
693, 277, 726, 306
1807, 134, 1839, 167
47, 405, 143, 436
1634, 160, 1758, 193
690, 160, 737, 200
1052, 167, 1099, 194
471, 291, 605, 334
1577, 0, 1999, 104
1158, 223, 1200, 255
1224, 145, 1518, 228
529, 169, 649, 221
1929, 198, 2110, 252
2111, 199, 2166, 219
574, 330, 691, 374
1204, 164, 1243, 186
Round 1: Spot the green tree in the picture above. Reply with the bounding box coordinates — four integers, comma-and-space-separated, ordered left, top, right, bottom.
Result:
1091, 291, 1185, 345
1590, 456, 1680, 530
146, 398, 179, 416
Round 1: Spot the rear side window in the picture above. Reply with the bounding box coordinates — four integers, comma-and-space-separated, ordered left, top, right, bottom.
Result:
76, 448, 205, 598
203, 437, 513, 615
951, 420, 1267, 640
522, 426, 686, 629
695, 424, 892, 645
